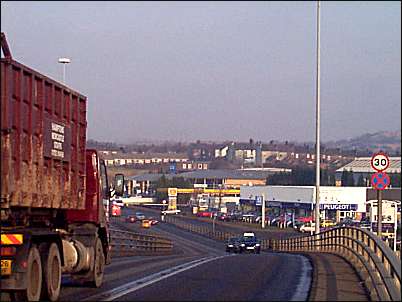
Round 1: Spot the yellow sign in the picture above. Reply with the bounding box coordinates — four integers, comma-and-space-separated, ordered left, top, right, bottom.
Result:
1, 260, 12, 275
168, 188, 178, 197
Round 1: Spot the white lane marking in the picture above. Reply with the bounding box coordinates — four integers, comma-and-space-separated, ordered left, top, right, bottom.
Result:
290, 254, 312, 301
84, 255, 232, 301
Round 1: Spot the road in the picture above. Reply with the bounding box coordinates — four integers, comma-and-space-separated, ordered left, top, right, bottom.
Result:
59, 207, 312, 301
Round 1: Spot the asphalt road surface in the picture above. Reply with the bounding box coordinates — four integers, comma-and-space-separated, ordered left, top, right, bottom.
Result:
2, 207, 312, 301
61, 207, 312, 301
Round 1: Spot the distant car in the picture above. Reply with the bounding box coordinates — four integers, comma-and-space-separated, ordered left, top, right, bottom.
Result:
135, 212, 146, 220
320, 219, 337, 228
226, 237, 242, 253
125, 215, 136, 223
293, 220, 305, 230
296, 216, 313, 223
239, 232, 261, 254
337, 218, 360, 227
227, 212, 242, 221
112, 199, 124, 208
149, 217, 159, 225
359, 219, 371, 230
111, 204, 121, 217
196, 211, 213, 218
217, 212, 230, 221
242, 213, 257, 223
299, 222, 315, 234
142, 219, 151, 228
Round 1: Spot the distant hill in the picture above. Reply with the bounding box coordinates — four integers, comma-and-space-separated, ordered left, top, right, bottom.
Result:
324, 131, 401, 155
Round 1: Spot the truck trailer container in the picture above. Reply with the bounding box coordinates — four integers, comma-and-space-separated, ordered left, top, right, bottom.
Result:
1, 33, 123, 301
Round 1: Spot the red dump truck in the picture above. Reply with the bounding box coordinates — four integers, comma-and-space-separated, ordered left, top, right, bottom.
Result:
0, 33, 124, 301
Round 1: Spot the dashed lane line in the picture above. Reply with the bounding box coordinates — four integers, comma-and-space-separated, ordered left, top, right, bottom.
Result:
83, 255, 233, 301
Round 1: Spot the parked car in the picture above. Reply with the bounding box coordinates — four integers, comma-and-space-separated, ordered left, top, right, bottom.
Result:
225, 237, 243, 253
239, 232, 261, 254
242, 212, 257, 223
296, 216, 313, 223
299, 222, 316, 233
125, 215, 137, 223
135, 212, 146, 220
337, 217, 360, 227
217, 212, 230, 221
196, 211, 213, 218
359, 218, 371, 230
227, 212, 243, 221
320, 219, 337, 228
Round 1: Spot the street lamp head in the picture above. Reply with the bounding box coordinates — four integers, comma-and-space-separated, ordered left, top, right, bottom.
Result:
58, 57, 71, 64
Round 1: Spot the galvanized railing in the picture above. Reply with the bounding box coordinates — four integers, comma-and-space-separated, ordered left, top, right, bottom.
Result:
166, 215, 400, 300
270, 226, 401, 301
110, 228, 173, 257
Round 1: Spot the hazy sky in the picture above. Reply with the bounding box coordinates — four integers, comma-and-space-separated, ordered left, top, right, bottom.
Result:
1, 1, 400, 144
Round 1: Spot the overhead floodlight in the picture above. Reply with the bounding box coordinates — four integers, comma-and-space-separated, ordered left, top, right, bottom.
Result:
58, 57, 71, 84
58, 57, 71, 64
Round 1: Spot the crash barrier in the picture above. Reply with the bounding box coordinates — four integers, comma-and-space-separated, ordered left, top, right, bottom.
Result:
164, 215, 271, 250
110, 228, 173, 257
270, 226, 401, 301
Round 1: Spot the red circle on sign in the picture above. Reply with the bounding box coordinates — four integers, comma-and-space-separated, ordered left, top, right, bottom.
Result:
371, 172, 390, 190
370, 152, 390, 172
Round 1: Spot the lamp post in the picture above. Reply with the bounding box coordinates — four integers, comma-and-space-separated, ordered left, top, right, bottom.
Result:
58, 57, 71, 84
314, 0, 321, 235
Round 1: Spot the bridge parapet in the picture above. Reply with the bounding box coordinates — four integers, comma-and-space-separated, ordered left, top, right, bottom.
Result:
270, 227, 401, 301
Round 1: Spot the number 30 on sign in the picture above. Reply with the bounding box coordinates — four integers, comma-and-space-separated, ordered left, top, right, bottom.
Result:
370, 152, 390, 172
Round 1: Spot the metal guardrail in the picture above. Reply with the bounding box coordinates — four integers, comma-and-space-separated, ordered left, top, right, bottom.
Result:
165, 216, 400, 300
110, 228, 173, 256
270, 226, 401, 301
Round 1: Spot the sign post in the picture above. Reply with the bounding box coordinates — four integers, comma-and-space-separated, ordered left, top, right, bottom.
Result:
256, 196, 265, 229
370, 152, 390, 239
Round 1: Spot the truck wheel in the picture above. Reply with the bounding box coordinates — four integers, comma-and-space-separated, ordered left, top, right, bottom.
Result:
40, 243, 61, 301
12, 245, 42, 301
91, 237, 105, 287
70, 237, 104, 287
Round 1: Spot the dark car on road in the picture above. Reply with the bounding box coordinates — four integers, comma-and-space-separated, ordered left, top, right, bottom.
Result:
240, 233, 261, 254
226, 237, 243, 253
240, 236, 261, 254
135, 212, 146, 220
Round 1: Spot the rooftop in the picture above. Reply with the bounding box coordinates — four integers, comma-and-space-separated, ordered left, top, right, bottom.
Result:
336, 157, 401, 173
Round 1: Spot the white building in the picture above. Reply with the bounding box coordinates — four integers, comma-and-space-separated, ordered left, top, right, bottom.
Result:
240, 185, 368, 222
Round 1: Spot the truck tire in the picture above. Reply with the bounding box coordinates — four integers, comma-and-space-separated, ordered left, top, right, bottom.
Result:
11, 245, 42, 301
40, 243, 61, 301
91, 237, 105, 288
71, 236, 105, 288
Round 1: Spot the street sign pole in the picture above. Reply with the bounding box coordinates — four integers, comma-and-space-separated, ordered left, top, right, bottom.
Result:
370, 152, 391, 241
262, 195, 266, 229
377, 189, 382, 239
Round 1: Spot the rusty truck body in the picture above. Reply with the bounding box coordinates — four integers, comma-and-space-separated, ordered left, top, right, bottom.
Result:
0, 33, 123, 301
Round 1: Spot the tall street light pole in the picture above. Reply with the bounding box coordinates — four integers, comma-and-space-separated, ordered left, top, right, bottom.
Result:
314, 0, 321, 235
58, 57, 71, 84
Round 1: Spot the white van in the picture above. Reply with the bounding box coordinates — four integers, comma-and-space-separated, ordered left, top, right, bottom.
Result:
299, 222, 315, 234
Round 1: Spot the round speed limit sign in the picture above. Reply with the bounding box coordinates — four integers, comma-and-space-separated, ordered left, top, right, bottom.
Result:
370, 152, 390, 172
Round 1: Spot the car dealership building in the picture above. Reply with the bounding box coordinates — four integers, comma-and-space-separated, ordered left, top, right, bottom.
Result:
240, 186, 401, 222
